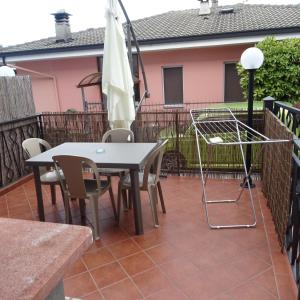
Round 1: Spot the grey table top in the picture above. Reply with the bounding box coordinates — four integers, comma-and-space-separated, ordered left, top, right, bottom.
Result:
26, 142, 157, 169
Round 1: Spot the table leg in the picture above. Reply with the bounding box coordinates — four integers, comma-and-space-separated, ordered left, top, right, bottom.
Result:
33, 166, 45, 221
130, 169, 144, 235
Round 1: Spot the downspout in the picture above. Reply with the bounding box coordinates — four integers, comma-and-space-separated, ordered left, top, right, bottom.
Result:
7, 64, 62, 112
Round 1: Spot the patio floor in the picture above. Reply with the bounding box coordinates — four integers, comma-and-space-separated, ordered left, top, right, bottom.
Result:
0, 175, 297, 300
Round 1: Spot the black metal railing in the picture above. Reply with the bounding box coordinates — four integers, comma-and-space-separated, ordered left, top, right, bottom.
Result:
265, 98, 300, 299
0, 115, 42, 187
286, 140, 300, 297
0, 104, 264, 188
134, 108, 264, 175
40, 111, 109, 146
264, 99, 300, 140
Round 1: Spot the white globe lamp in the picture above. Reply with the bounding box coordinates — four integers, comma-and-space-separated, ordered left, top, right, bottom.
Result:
240, 47, 264, 70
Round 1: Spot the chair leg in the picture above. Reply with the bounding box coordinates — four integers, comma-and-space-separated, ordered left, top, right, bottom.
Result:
50, 185, 56, 205
63, 196, 72, 224
117, 182, 123, 225
122, 189, 128, 211
148, 186, 159, 228
128, 190, 132, 209
157, 181, 166, 214
79, 198, 86, 226
90, 196, 100, 240
107, 177, 118, 220
109, 186, 118, 221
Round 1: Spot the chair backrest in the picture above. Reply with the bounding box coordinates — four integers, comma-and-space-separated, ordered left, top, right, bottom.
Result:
142, 139, 168, 189
22, 138, 51, 158
102, 128, 134, 143
53, 155, 100, 199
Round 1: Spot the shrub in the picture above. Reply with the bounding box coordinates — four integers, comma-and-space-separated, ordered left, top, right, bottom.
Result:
237, 37, 300, 104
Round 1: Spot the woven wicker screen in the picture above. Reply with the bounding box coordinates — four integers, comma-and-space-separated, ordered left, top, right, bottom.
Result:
0, 76, 35, 122
262, 109, 293, 249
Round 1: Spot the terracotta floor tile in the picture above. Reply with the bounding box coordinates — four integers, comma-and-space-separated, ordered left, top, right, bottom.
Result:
9, 211, 34, 220
0, 210, 8, 217
100, 227, 130, 245
211, 293, 234, 300
176, 271, 223, 300
132, 267, 172, 297
227, 281, 277, 300
64, 272, 97, 298
0, 198, 7, 211
108, 238, 141, 259
83, 248, 115, 270
145, 287, 188, 300
271, 251, 294, 275
160, 257, 201, 283
145, 242, 181, 264
202, 264, 245, 292
250, 268, 278, 297
229, 251, 271, 282
276, 274, 298, 300
64, 258, 87, 279
101, 278, 142, 300
90, 262, 127, 288
8, 204, 32, 216
81, 291, 104, 300
133, 230, 164, 249
119, 252, 154, 276
3, 176, 298, 299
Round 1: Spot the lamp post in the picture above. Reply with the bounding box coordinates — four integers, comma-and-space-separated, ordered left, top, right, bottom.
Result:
240, 47, 264, 188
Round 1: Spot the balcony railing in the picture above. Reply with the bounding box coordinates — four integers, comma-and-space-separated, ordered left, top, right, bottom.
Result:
264, 98, 300, 298
0, 104, 265, 187
0, 115, 42, 187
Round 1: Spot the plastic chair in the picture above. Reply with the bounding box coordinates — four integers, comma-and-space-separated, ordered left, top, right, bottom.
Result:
102, 128, 134, 143
22, 138, 63, 205
52, 155, 116, 240
117, 139, 168, 227
99, 128, 135, 207
100, 128, 134, 175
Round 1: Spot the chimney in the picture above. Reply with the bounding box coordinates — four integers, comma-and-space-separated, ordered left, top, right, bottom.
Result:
211, 0, 218, 9
52, 10, 72, 42
198, 0, 210, 16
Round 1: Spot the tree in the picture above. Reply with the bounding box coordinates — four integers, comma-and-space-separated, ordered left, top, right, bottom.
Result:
237, 37, 300, 104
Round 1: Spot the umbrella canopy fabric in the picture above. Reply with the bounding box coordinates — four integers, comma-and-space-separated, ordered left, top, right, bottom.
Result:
102, 0, 135, 129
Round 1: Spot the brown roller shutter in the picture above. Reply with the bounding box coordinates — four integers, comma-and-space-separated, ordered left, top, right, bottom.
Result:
224, 63, 244, 103
163, 67, 183, 105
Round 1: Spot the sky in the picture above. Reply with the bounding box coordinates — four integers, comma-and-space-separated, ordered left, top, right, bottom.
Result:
1, 0, 299, 47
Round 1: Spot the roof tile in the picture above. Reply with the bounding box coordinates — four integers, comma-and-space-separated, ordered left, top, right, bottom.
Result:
1, 4, 300, 54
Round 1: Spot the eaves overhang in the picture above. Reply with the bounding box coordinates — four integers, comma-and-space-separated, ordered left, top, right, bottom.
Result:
1, 27, 300, 63
136, 26, 300, 46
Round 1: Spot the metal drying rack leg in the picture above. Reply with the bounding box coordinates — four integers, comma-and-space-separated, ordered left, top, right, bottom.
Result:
195, 119, 257, 229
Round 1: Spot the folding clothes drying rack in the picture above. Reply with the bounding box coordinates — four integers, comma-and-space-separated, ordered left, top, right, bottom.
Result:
190, 108, 290, 229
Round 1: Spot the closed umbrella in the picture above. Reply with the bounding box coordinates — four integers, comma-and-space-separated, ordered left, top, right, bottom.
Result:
102, 0, 135, 129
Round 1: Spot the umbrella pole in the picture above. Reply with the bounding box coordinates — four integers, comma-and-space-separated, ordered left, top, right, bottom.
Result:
126, 24, 133, 75
117, 0, 150, 112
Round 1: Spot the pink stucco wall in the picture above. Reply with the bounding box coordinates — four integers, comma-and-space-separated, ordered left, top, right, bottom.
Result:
17, 57, 100, 112
16, 44, 252, 112
142, 44, 252, 105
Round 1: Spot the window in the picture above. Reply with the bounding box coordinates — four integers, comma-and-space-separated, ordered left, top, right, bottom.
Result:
224, 63, 244, 103
163, 67, 183, 105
